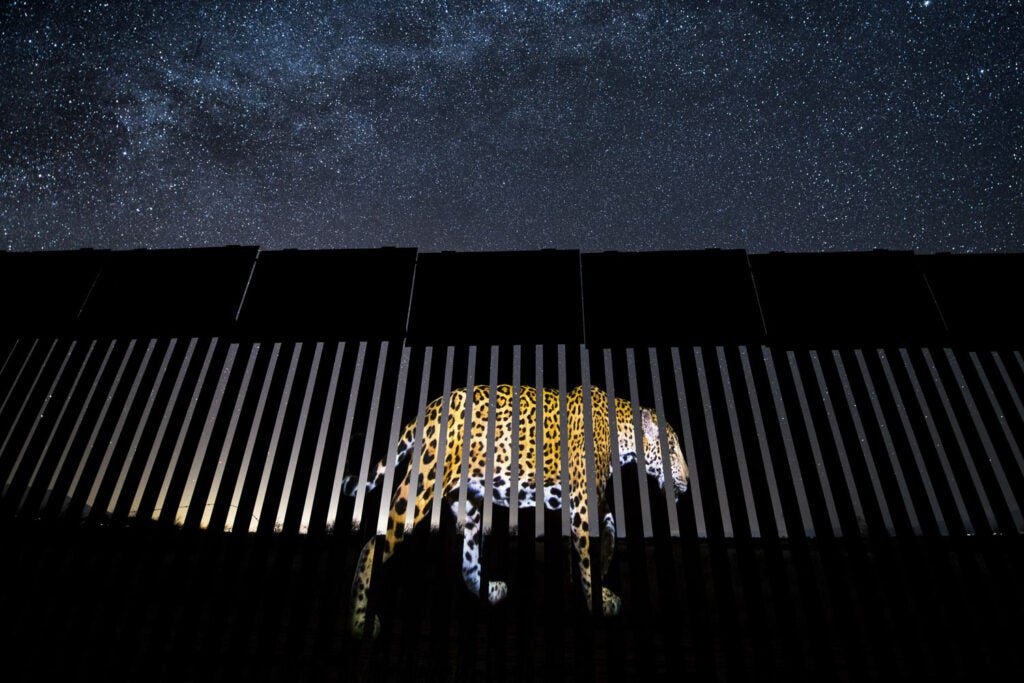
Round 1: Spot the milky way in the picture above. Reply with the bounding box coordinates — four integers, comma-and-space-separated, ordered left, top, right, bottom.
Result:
1, 1, 1021, 252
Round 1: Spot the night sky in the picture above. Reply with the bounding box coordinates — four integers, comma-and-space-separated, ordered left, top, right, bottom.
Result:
1, 1, 1021, 253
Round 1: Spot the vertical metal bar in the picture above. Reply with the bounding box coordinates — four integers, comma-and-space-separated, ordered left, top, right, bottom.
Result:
878, 349, 948, 535
855, 348, 921, 535
716, 347, 759, 538
580, 345, 599, 540
375, 345, 412, 536
669, 347, 703, 538
510, 345, 521, 535
174, 342, 239, 526
105, 339, 177, 516
430, 346, 455, 532
946, 349, 1023, 531
899, 348, 971, 534
63, 339, 137, 514
482, 345, 500, 534
921, 348, 997, 532
0, 338, 57, 466
201, 343, 260, 530
692, 347, 730, 537
17, 341, 97, 513
327, 341, 366, 532
971, 352, 1024, 488
350, 341, 390, 532
129, 337, 199, 518
248, 342, 302, 533
456, 345, 477, 529
602, 349, 627, 538
809, 350, 868, 536
224, 342, 281, 532
151, 338, 219, 522
557, 345, 571, 536
83, 339, 156, 516
273, 342, 324, 532
40, 340, 117, 512
762, 347, 815, 539
833, 349, 895, 536
787, 350, 842, 537
626, 348, 654, 538
404, 347, 433, 532
738, 346, 787, 538
534, 344, 544, 538
299, 342, 344, 534
4, 341, 76, 496
0, 338, 39, 420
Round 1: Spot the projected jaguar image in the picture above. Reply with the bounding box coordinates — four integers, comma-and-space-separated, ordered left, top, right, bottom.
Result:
342, 384, 690, 637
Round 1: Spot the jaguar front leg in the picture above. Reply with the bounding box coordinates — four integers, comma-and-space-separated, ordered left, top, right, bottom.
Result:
598, 498, 621, 616
448, 489, 508, 604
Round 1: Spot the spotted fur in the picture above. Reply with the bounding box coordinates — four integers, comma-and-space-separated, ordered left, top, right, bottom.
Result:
345, 384, 690, 638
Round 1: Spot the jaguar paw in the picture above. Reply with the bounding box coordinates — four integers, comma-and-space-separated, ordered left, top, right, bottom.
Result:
601, 587, 622, 616
487, 580, 509, 605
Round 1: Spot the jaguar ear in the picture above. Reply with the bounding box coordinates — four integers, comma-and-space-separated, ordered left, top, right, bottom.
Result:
641, 408, 659, 442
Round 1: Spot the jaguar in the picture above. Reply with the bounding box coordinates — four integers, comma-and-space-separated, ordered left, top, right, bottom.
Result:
342, 384, 690, 637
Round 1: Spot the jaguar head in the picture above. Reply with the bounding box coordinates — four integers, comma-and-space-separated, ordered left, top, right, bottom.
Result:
641, 408, 690, 503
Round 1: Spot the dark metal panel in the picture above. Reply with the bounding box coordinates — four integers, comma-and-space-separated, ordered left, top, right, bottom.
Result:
0, 339, 58, 477
239, 248, 415, 339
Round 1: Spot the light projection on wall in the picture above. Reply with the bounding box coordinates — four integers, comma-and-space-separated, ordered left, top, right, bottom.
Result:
341, 382, 690, 638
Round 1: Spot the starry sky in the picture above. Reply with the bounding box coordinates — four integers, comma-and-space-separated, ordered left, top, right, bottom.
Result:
1, 1, 1021, 253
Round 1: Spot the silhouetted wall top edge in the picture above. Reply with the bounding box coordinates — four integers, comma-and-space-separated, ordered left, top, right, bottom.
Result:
3, 247, 1022, 345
